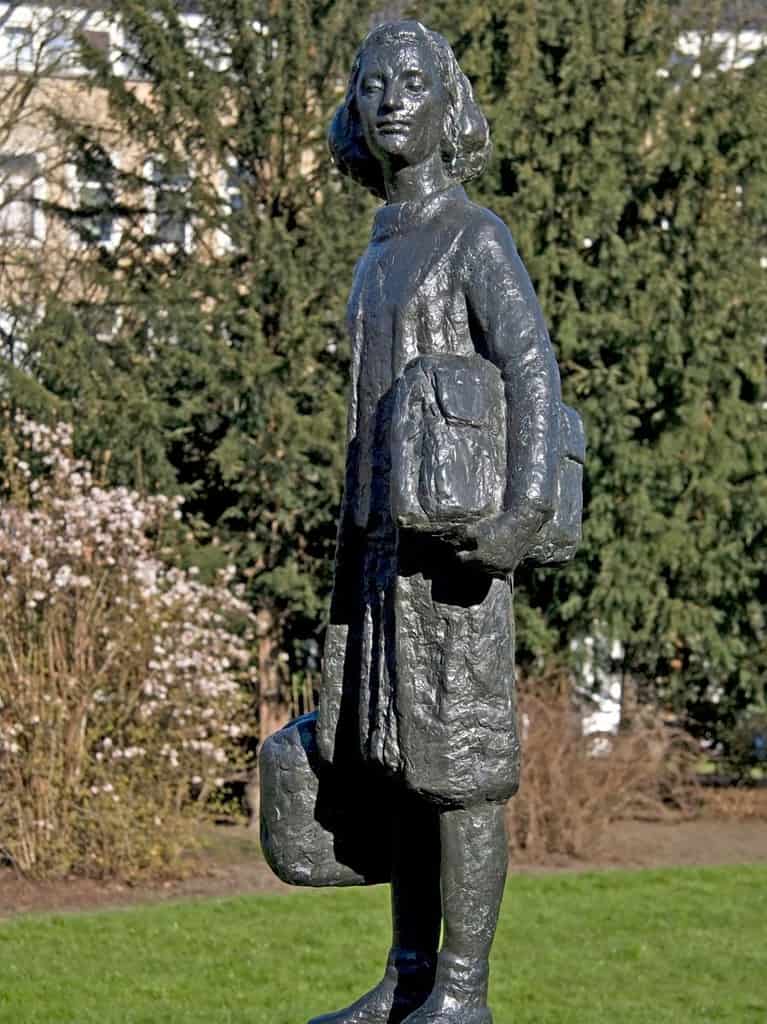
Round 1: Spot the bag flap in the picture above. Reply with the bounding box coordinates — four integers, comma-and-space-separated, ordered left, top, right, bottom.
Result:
561, 403, 586, 464
429, 355, 503, 427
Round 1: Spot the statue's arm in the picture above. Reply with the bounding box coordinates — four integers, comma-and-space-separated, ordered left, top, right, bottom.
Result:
458, 213, 562, 574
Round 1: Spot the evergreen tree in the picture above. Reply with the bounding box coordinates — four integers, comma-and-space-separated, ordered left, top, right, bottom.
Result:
13, 0, 379, 699
7, 1, 766, 743
419, 0, 767, 739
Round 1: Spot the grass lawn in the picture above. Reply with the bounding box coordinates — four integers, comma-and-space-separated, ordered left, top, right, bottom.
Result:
0, 865, 765, 1023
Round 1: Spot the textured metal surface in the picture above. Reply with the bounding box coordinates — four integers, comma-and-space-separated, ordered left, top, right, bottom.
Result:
526, 403, 586, 565
259, 19, 584, 1024
259, 712, 391, 886
390, 354, 506, 533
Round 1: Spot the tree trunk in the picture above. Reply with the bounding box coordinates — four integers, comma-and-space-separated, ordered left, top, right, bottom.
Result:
248, 608, 291, 828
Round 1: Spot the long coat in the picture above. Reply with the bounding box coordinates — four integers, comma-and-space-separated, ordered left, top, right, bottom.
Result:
317, 185, 562, 808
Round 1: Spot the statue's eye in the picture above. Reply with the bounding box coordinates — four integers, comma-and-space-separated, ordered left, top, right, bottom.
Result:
405, 74, 426, 93
361, 76, 384, 94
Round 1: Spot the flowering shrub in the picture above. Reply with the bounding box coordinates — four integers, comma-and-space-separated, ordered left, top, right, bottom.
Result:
0, 417, 254, 878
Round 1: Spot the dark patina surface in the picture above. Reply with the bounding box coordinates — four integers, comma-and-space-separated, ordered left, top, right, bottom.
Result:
260, 19, 583, 1024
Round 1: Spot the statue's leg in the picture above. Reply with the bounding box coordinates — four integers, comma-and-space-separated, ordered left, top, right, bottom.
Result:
391, 788, 442, 954
402, 801, 508, 1024
308, 790, 440, 1024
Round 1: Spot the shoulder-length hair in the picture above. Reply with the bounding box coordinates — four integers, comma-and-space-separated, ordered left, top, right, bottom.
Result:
329, 21, 491, 200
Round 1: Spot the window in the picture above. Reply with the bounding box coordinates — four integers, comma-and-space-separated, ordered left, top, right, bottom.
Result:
224, 165, 246, 216
0, 307, 17, 351
44, 22, 111, 76
0, 155, 44, 241
81, 30, 110, 60
1, 25, 34, 69
80, 176, 114, 244
217, 160, 258, 252
0, 303, 39, 369
43, 17, 74, 69
148, 160, 192, 249
0, 16, 113, 76
70, 157, 116, 247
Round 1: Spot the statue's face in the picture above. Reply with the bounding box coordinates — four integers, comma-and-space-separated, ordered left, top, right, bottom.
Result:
356, 36, 448, 170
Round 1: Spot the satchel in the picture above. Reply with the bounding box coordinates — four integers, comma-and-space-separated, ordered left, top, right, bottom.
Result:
526, 403, 585, 566
389, 353, 584, 566
390, 354, 506, 533
259, 711, 391, 887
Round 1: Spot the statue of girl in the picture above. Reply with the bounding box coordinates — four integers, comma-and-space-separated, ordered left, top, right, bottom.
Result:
314, 20, 563, 1024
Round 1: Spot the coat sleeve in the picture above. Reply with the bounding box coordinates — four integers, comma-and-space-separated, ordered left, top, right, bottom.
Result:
462, 211, 561, 520
317, 465, 361, 764
317, 291, 363, 764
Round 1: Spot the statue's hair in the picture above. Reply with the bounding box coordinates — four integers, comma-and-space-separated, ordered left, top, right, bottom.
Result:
329, 21, 491, 199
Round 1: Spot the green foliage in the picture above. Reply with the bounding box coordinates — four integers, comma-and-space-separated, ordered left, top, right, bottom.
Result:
419, 0, 767, 738
4, 1, 765, 741
12, 1, 378, 664
2, 866, 767, 1022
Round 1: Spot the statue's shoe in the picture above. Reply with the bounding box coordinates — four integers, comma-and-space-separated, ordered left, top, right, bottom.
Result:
308, 948, 437, 1024
400, 1008, 491, 1024
307, 979, 416, 1024
400, 953, 492, 1024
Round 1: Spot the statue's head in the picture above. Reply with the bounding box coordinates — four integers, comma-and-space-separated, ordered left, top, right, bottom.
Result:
329, 21, 490, 199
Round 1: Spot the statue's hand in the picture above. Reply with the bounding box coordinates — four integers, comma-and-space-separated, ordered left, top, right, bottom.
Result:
452, 504, 548, 576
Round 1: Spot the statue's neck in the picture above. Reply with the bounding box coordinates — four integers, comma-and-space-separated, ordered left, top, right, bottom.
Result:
382, 151, 451, 205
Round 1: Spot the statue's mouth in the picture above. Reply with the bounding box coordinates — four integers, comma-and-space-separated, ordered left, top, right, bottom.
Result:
376, 120, 411, 133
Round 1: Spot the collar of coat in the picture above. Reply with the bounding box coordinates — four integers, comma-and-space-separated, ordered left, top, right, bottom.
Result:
371, 184, 467, 242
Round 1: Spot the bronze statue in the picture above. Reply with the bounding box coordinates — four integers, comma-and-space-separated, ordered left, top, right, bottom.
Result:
259, 20, 584, 1024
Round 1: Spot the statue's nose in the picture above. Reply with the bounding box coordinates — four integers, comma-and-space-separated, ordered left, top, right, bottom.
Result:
379, 82, 405, 114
